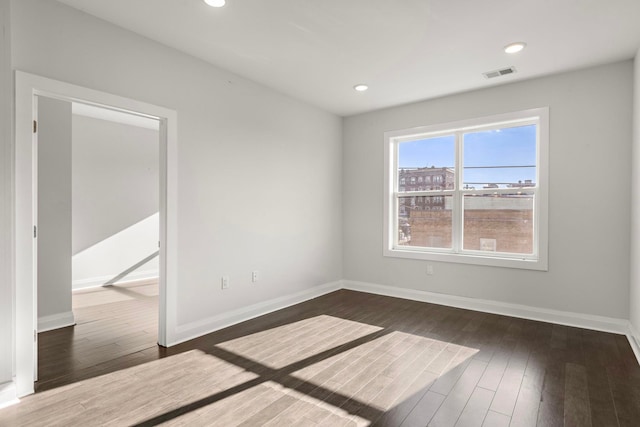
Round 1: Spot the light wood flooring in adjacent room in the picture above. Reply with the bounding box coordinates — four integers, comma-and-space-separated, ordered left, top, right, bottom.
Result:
1, 287, 639, 426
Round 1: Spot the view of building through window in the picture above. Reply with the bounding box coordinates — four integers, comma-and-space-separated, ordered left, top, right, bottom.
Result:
394, 123, 537, 256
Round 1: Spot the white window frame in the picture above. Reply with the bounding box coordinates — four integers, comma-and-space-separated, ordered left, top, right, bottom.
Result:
383, 107, 549, 271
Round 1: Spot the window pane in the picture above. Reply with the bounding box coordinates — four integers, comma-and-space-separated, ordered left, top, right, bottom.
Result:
398, 135, 455, 192
463, 125, 536, 189
463, 193, 534, 254
397, 195, 452, 249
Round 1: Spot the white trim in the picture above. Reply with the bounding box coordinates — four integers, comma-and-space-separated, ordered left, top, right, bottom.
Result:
171, 281, 342, 346
37, 311, 75, 333
72, 102, 159, 130
628, 323, 640, 366
175, 280, 639, 367
72, 270, 159, 290
383, 248, 547, 271
0, 382, 19, 410
14, 71, 178, 397
342, 280, 629, 335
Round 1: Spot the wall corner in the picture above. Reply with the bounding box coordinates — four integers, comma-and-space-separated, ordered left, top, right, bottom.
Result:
630, 49, 640, 334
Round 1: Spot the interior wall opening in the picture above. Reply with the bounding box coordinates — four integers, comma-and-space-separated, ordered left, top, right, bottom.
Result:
35, 96, 162, 390
15, 71, 178, 398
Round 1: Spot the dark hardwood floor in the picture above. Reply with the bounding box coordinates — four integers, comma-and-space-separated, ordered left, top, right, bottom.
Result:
36, 279, 160, 392
1, 285, 639, 426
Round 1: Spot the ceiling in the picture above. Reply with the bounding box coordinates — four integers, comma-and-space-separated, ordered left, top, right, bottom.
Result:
56, 0, 640, 117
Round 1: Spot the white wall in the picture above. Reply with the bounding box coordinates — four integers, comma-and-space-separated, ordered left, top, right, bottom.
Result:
10, 0, 342, 338
343, 61, 633, 319
72, 114, 159, 255
71, 114, 159, 288
37, 97, 73, 325
73, 213, 159, 289
0, 0, 14, 398
631, 50, 640, 337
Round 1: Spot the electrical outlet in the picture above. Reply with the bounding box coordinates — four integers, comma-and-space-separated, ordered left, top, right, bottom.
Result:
221, 276, 230, 289
426, 265, 434, 276
252, 271, 259, 282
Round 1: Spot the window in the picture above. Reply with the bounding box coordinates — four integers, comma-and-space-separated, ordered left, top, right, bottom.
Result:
384, 108, 549, 270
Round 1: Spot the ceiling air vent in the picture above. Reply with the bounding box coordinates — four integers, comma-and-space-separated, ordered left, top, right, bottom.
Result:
483, 66, 517, 79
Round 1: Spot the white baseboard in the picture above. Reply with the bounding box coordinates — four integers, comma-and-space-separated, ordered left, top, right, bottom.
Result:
164, 278, 639, 367
0, 382, 18, 410
628, 324, 640, 365
72, 269, 159, 290
341, 280, 630, 335
38, 310, 76, 333
171, 281, 342, 346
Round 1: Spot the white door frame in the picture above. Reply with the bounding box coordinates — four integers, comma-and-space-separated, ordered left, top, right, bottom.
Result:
14, 71, 178, 397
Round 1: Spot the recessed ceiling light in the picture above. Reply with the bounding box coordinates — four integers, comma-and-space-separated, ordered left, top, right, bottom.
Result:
204, 0, 226, 7
504, 42, 526, 54
354, 84, 369, 92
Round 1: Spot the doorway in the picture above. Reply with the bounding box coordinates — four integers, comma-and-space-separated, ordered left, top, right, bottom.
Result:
15, 71, 178, 397
35, 96, 162, 388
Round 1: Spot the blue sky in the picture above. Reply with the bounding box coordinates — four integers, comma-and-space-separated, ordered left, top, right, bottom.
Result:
398, 125, 536, 187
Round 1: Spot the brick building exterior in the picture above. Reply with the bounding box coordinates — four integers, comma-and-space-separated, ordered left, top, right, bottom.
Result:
397, 166, 536, 254
398, 167, 454, 216
399, 191, 534, 255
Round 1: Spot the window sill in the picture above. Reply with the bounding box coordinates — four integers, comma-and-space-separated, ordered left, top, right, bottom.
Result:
384, 247, 548, 271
